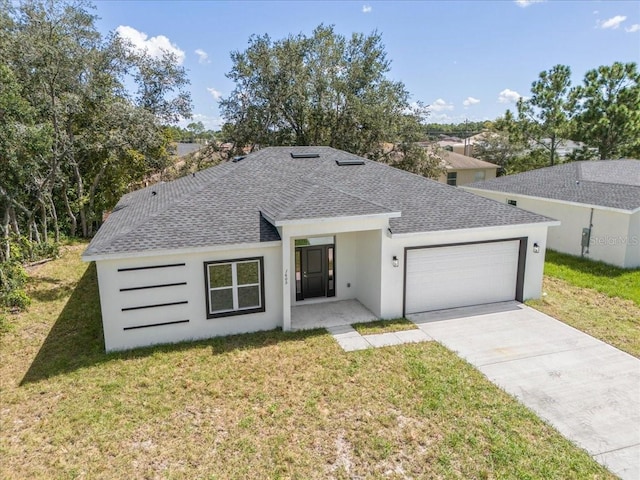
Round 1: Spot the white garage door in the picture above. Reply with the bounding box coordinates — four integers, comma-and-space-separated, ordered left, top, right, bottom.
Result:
405, 240, 520, 314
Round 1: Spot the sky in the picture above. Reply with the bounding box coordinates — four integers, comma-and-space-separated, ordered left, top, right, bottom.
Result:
93, 0, 640, 130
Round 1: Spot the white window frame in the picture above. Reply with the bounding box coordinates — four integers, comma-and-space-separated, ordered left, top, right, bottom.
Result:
204, 257, 265, 318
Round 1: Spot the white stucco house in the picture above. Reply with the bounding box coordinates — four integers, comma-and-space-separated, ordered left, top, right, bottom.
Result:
83, 147, 557, 352
462, 159, 640, 269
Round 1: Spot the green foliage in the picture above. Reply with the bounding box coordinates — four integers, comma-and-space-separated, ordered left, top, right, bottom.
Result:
571, 61, 640, 160
514, 64, 573, 167
0, 261, 30, 311
220, 25, 440, 177
0, 0, 193, 249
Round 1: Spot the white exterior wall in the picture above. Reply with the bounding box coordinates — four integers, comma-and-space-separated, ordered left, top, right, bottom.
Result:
463, 188, 636, 268
355, 229, 383, 316
379, 224, 550, 318
95, 245, 282, 351
626, 211, 640, 268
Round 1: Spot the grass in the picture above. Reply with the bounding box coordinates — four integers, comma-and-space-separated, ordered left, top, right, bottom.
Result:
529, 276, 640, 358
527, 249, 640, 358
543, 250, 640, 306
0, 245, 615, 479
352, 317, 417, 335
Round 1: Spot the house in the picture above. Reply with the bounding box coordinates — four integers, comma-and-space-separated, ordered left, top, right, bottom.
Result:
438, 150, 499, 186
83, 147, 557, 352
462, 160, 640, 268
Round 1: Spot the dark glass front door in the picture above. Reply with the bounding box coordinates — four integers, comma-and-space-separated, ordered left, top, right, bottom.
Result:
295, 244, 336, 301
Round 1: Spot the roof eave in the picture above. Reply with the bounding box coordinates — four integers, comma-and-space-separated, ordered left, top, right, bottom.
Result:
389, 219, 561, 239
272, 211, 402, 227
81, 240, 283, 263
462, 186, 640, 214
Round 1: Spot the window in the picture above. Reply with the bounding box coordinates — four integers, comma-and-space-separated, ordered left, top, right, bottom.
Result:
507, 199, 517, 206
447, 172, 457, 186
204, 257, 265, 318
474, 170, 486, 182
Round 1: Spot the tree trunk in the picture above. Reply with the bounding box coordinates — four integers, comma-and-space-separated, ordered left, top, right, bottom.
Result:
72, 162, 87, 237
87, 162, 108, 237
9, 207, 20, 236
62, 187, 77, 238
50, 195, 59, 243
2, 206, 9, 262
40, 199, 48, 244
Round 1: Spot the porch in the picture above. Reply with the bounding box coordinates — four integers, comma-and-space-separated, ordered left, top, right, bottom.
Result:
290, 299, 377, 331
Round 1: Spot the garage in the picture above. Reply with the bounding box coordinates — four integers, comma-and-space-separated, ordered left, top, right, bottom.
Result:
404, 239, 524, 314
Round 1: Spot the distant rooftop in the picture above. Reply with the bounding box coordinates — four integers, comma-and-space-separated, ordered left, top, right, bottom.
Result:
466, 160, 640, 211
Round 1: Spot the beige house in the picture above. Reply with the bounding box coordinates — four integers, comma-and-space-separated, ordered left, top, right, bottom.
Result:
438, 150, 499, 186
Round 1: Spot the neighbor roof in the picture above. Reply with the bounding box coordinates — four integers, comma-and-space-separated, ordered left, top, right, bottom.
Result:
441, 151, 498, 170
83, 146, 552, 258
466, 160, 640, 211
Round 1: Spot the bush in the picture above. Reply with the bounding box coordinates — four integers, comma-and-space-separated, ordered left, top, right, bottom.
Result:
4, 290, 31, 310
0, 261, 31, 311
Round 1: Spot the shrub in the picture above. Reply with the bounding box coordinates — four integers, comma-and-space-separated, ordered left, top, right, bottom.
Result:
0, 261, 31, 311
4, 290, 31, 310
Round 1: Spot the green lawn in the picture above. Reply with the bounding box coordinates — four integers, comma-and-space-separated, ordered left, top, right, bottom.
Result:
352, 317, 417, 335
528, 250, 640, 358
543, 250, 640, 306
0, 245, 615, 479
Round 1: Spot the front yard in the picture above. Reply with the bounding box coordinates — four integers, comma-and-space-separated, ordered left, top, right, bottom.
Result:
529, 250, 640, 358
0, 245, 620, 479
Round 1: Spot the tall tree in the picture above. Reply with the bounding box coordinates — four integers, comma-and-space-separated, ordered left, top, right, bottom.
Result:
571, 62, 640, 160
513, 64, 573, 166
0, 0, 193, 249
219, 25, 441, 177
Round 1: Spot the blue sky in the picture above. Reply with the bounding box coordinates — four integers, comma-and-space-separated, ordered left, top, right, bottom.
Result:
93, 0, 640, 129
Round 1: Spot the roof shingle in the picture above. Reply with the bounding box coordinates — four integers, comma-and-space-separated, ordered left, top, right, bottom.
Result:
466, 160, 640, 211
84, 146, 552, 258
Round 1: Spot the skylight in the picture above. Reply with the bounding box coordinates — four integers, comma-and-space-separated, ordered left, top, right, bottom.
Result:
336, 159, 365, 166
290, 152, 320, 159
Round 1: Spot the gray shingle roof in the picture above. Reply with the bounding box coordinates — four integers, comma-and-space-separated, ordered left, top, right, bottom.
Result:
83, 146, 552, 258
466, 160, 640, 211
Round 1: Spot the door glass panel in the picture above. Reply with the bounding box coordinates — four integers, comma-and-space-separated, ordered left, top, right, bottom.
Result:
306, 249, 323, 273
327, 247, 334, 291
210, 288, 233, 312
238, 285, 260, 309
295, 250, 302, 296
209, 264, 232, 288
237, 261, 259, 285
307, 236, 334, 246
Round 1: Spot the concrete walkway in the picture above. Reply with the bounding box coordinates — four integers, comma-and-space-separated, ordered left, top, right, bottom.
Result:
327, 324, 432, 351
409, 301, 640, 480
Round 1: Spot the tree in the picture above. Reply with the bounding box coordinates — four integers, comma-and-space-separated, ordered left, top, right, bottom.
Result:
513, 64, 573, 166
0, 0, 193, 251
571, 62, 640, 159
219, 25, 441, 177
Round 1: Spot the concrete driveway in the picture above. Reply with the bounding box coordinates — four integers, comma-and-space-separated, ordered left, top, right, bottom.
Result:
409, 301, 640, 480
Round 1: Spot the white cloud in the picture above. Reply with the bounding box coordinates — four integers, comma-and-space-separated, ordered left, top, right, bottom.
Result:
498, 89, 523, 104
207, 87, 222, 100
179, 114, 223, 130
429, 98, 454, 112
116, 25, 185, 64
600, 15, 627, 29
195, 48, 210, 64
362, 5, 372, 13
625, 24, 640, 33
463, 96, 480, 106
514, 0, 545, 8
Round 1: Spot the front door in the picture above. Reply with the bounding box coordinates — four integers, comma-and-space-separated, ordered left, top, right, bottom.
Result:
295, 242, 336, 301
301, 247, 326, 298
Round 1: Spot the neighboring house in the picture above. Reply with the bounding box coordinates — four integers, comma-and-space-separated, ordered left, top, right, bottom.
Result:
463, 160, 640, 269
83, 147, 557, 352
438, 150, 499, 186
